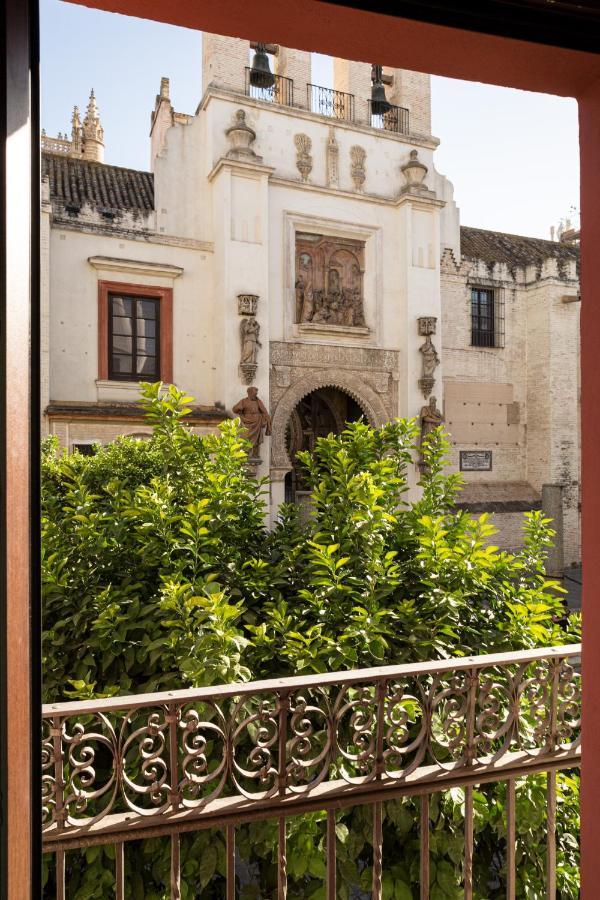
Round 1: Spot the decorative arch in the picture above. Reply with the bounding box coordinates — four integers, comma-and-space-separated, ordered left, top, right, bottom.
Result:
270, 368, 391, 471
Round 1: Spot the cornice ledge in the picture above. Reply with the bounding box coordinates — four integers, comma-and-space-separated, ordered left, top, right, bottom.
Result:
208, 156, 276, 183
87, 256, 184, 278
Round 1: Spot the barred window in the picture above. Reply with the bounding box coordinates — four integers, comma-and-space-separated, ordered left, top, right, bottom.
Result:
471, 287, 505, 348
108, 294, 160, 380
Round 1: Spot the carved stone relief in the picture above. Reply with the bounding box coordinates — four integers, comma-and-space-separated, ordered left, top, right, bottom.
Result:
294, 233, 366, 328
237, 293, 259, 316
294, 133, 313, 182
327, 127, 339, 187
417, 315, 437, 336
239, 316, 261, 385
350, 145, 366, 192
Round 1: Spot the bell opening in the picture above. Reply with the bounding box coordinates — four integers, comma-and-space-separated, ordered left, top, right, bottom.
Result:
249, 44, 275, 89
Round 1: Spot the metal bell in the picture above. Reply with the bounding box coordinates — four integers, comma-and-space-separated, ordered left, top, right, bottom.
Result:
371, 65, 392, 116
249, 43, 275, 89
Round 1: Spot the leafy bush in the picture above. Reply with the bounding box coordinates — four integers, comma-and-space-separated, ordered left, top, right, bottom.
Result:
42, 383, 580, 898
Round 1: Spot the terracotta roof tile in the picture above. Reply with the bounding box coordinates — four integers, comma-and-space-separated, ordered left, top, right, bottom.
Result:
42, 152, 154, 213
460, 225, 579, 270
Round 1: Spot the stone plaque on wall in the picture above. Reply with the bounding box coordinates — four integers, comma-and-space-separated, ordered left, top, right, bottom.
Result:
295, 232, 366, 328
460, 450, 493, 472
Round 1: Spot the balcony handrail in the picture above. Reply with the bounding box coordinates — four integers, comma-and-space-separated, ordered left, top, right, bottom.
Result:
244, 67, 294, 106
42, 643, 581, 897
368, 99, 410, 134
307, 82, 355, 121
42, 642, 581, 716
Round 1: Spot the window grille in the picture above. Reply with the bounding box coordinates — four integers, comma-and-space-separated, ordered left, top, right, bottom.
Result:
108, 293, 160, 380
471, 286, 505, 348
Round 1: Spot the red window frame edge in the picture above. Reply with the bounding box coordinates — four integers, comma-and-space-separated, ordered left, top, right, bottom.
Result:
97, 280, 173, 384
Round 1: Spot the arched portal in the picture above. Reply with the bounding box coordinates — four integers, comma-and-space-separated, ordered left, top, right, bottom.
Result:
284, 387, 363, 503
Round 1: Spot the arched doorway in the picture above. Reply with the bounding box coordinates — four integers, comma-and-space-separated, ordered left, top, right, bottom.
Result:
284, 387, 363, 504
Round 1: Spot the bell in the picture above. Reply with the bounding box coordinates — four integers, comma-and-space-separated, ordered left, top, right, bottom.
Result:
371, 65, 392, 116
249, 43, 275, 89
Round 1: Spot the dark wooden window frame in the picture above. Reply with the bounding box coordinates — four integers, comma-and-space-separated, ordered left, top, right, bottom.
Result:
108, 292, 161, 381
97, 280, 173, 384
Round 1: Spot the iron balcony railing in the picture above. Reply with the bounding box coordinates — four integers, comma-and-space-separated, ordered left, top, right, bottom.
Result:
308, 83, 355, 122
244, 67, 294, 106
368, 100, 410, 135
42, 643, 581, 899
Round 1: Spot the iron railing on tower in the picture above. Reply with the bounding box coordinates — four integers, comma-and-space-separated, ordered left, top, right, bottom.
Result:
368, 100, 410, 134
245, 68, 294, 106
42, 643, 580, 899
307, 83, 355, 122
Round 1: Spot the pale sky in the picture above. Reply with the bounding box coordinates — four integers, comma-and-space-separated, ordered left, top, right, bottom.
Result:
41, 0, 580, 239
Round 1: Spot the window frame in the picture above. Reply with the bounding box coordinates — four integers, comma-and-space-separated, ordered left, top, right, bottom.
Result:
107, 292, 161, 381
98, 280, 173, 383
470, 285, 505, 348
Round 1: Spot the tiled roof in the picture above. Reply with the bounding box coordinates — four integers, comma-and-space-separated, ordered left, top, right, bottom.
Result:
460, 225, 579, 269
454, 480, 541, 513
42, 152, 154, 213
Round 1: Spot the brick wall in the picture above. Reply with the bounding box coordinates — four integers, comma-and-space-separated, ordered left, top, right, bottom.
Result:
333, 58, 371, 125
202, 32, 249, 95
385, 68, 432, 136
276, 47, 311, 109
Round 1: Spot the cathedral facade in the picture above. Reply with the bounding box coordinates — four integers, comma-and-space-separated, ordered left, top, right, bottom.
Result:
40, 36, 581, 570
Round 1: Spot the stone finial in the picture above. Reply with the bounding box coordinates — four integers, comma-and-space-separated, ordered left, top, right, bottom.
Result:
350, 145, 366, 192
294, 133, 313, 182
82, 89, 104, 162
226, 109, 261, 162
160, 76, 170, 99
71, 105, 83, 155
401, 149, 428, 191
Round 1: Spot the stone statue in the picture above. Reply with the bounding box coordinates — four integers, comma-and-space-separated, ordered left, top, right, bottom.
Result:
232, 386, 272, 459
420, 395, 444, 448
240, 317, 261, 366
419, 335, 440, 378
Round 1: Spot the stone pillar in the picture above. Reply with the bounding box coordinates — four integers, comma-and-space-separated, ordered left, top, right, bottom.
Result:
383, 68, 432, 135
542, 483, 564, 578
202, 32, 249, 95
276, 47, 311, 109
333, 58, 371, 125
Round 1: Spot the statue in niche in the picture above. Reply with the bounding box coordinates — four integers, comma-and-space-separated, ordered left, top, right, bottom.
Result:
419, 334, 440, 378
232, 386, 272, 459
419, 396, 444, 468
294, 234, 366, 328
240, 317, 261, 366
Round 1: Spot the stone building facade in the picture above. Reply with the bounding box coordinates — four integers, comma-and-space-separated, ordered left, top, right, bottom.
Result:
40, 37, 581, 568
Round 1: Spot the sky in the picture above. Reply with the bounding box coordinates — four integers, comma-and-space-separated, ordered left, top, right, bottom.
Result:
41, 0, 580, 239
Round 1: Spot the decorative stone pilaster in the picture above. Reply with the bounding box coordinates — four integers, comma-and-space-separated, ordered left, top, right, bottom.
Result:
327, 127, 339, 187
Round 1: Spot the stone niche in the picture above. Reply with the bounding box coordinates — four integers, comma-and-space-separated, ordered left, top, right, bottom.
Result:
294, 233, 368, 333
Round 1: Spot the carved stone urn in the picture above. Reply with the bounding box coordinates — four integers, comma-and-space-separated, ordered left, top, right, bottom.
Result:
226, 110, 260, 161
401, 149, 428, 190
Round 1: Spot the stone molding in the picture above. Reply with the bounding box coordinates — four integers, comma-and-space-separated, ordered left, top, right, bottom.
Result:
87, 256, 183, 279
